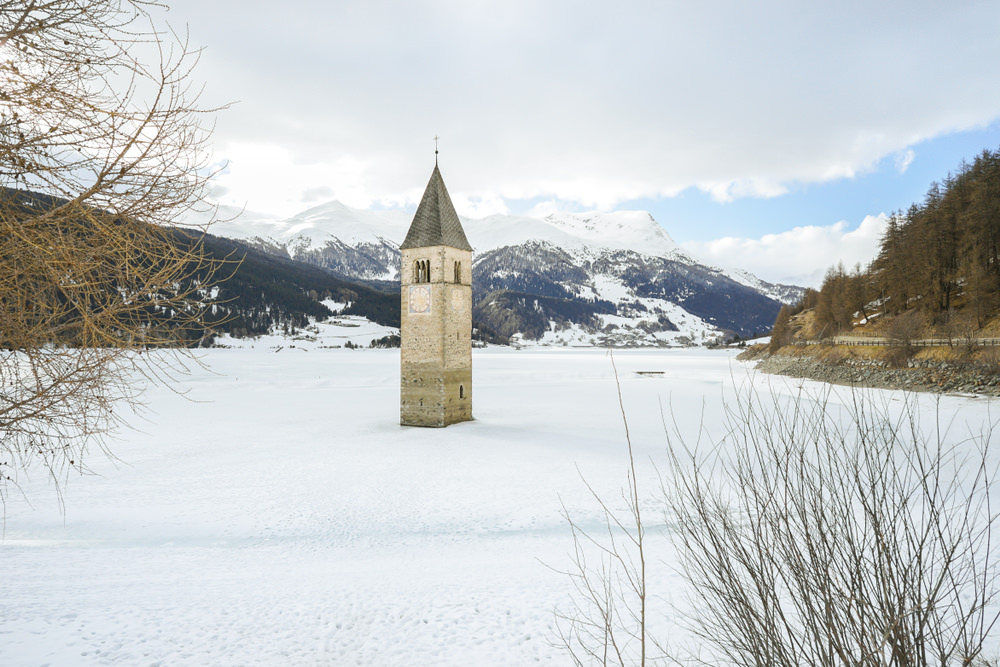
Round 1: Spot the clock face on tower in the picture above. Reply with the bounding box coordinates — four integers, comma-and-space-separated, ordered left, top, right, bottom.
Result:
408, 285, 431, 314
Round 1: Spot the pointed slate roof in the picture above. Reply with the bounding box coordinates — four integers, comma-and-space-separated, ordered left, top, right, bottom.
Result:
400, 165, 473, 251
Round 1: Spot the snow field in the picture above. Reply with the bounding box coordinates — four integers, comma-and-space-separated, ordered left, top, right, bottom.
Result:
213, 310, 399, 351
2, 348, 995, 665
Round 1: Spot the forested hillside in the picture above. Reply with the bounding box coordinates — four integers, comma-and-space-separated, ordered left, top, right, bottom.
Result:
771, 147, 1000, 349
184, 232, 399, 339
472, 290, 619, 341
1, 187, 401, 346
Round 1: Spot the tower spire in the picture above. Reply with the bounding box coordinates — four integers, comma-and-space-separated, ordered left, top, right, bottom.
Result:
433, 134, 439, 166
399, 158, 472, 251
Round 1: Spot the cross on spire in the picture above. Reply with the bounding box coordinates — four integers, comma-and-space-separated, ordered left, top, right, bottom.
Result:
434, 135, 439, 165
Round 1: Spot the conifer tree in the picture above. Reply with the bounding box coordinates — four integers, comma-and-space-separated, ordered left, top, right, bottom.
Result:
768, 304, 793, 354
771, 145, 1000, 341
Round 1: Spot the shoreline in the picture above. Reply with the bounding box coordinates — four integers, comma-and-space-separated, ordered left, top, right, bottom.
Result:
747, 352, 1000, 398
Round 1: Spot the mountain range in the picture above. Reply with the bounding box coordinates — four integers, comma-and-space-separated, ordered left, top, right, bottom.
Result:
200, 202, 803, 346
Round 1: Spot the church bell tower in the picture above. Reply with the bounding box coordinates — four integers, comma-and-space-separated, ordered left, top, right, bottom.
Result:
399, 160, 473, 427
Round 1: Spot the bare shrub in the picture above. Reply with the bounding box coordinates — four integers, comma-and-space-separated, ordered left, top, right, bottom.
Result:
887, 309, 926, 367
663, 384, 1000, 666
559, 370, 1000, 666
975, 347, 1000, 372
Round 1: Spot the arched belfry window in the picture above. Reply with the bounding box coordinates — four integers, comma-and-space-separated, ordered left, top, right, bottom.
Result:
414, 259, 431, 283
454, 261, 461, 284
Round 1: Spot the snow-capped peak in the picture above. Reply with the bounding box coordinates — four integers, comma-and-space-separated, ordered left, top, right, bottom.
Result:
542, 211, 678, 255
279, 201, 411, 246
201, 200, 411, 249
200, 199, 684, 260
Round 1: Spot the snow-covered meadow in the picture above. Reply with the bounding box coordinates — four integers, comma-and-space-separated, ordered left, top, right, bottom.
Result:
2, 346, 997, 665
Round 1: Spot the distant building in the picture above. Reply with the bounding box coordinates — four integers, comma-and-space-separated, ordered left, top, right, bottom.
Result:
399, 162, 473, 427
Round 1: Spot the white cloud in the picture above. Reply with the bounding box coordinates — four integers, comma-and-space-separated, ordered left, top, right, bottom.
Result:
449, 193, 509, 219
525, 200, 565, 219
895, 149, 916, 174
682, 214, 889, 288
701, 179, 790, 204
165, 0, 1000, 228
209, 142, 387, 214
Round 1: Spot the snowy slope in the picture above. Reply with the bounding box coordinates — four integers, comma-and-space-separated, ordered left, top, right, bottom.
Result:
464, 210, 681, 257
198, 201, 684, 257
716, 266, 805, 305
543, 210, 680, 255
210, 201, 411, 248
203, 203, 682, 257
212, 300, 399, 350
184, 203, 283, 240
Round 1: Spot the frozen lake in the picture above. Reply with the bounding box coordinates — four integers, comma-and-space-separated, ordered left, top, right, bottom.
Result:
2, 347, 995, 665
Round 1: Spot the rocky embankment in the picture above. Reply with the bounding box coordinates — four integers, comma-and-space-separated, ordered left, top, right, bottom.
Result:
751, 354, 1000, 397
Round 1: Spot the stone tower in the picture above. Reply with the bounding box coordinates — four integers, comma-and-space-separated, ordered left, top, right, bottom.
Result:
399, 163, 473, 427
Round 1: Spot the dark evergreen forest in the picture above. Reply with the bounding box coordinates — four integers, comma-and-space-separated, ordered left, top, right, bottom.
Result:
472, 290, 617, 340
173, 231, 400, 342
771, 147, 1000, 349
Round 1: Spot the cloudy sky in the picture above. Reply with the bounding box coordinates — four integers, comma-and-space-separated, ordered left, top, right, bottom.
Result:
164, 0, 1000, 286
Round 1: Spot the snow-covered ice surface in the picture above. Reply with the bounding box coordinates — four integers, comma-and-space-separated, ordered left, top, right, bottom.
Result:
2, 348, 997, 665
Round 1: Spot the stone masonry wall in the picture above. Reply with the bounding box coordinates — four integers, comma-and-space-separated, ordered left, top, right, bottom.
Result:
401, 245, 472, 426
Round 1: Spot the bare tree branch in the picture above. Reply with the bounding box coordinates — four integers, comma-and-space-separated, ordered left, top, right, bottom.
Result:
0, 0, 229, 508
